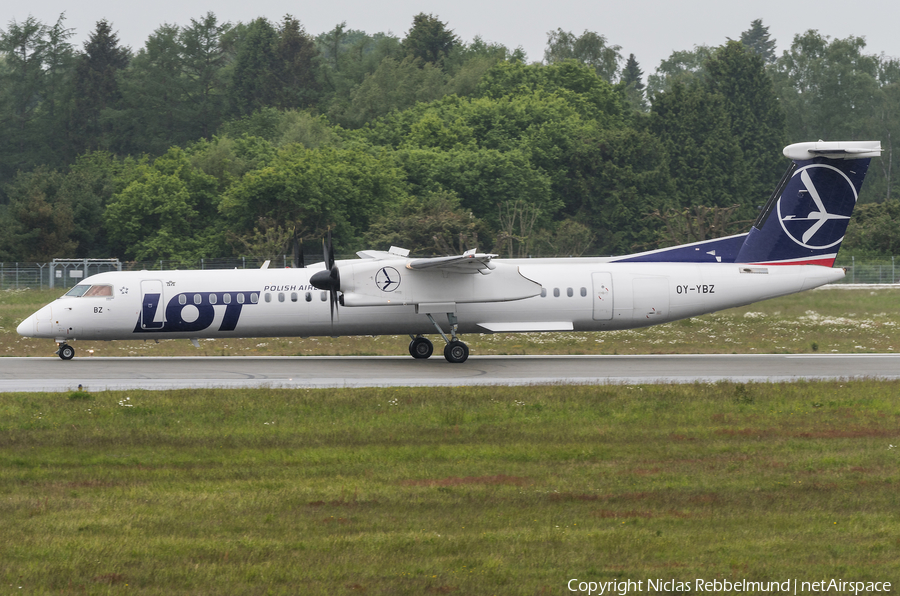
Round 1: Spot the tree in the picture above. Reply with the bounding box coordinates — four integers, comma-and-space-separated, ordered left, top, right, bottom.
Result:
646, 45, 712, 97
179, 12, 232, 139
0, 14, 74, 181
70, 20, 130, 155
103, 148, 222, 261
343, 56, 446, 127
650, 80, 747, 212
0, 166, 77, 261
739, 19, 776, 64
401, 13, 459, 66
773, 31, 880, 143
704, 41, 785, 206
273, 15, 320, 108
121, 24, 188, 155
842, 200, 900, 255
621, 53, 647, 111
544, 29, 621, 83
228, 17, 280, 116
219, 145, 407, 250
0, 16, 50, 174
364, 190, 486, 255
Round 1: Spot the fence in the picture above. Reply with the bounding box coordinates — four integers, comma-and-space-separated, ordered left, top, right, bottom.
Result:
2, 255, 899, 291
0, 256, 311, 291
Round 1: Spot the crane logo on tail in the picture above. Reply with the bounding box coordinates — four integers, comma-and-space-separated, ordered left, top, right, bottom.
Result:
778, 164, 856, 250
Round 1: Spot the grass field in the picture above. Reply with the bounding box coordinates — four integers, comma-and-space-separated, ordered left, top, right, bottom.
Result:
1, 383, 899, 595
2, 286, 900, 358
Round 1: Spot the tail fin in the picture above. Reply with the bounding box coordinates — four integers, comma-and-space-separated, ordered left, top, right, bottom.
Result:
734, 141, 881, 266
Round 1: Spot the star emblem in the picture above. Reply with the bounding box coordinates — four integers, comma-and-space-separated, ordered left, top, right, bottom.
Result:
119, 287, 129, 295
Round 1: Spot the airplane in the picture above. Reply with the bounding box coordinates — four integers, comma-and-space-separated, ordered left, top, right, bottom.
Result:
17, 140, 882, 363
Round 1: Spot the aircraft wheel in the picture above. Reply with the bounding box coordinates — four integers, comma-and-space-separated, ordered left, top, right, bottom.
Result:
409, 336, 434, 359
443, 340, 469, 363
58, 344, 75, 360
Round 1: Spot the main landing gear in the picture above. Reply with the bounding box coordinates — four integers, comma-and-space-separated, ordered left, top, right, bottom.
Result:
408, 312, 470, 363
56, 343, 75, 360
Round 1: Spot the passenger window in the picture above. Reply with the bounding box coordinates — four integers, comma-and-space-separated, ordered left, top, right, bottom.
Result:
553, 288, 560, 297
237, 293, 245, 304
250, 293, 259, 304
224, 293, 231, 304
540, 288, 547, 298
320, 291, 327, 302
264, 293, 271, 303
193, 294, 202, 305
179, 294, 187, 305
305, 292, 312, 302
580, 287, 587, 297
291, 292, 298, 302
278, 292, 285, 302
209, 294, 217, 305
567, 287, 573, 297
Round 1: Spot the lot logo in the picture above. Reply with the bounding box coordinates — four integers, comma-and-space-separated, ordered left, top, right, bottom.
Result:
778, 164, 856, 250
375, 266, 401, 292
134, 291, 258, 334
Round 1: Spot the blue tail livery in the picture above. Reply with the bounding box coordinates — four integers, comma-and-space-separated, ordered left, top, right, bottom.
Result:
614, 140, 882, 265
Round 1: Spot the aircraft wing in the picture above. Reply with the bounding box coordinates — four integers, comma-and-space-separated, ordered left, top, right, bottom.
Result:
406, 249, 498, 274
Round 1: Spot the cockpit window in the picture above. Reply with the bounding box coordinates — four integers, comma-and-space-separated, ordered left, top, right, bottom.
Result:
84, 285, 113, 297
65, 284, 113, 297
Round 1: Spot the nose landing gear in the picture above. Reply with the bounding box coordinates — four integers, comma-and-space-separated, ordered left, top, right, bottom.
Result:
56, 343, 75, 360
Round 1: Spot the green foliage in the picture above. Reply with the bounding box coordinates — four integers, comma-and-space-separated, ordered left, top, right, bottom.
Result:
103, 147, 222, 260
739, 19, 777, 63
0, 14, 75, 181
70, 20, 130, 155
228, 17, 280, 116
543, 29, 622, 83
647, 45, 713, 97
621, 53, 647, 111
650, 80, 747, 211
341, 56, 447, 127
773, 31, 880, 142
0, 166, 76, 261
401, 13, 460, 66
842, 200, 900, 255
3, 14, 900, 261
364, 190, 486, 254
704, 41, 785, 206
557, 126, 672, 253
397, 146, 555, 228
219, 144, 408, 249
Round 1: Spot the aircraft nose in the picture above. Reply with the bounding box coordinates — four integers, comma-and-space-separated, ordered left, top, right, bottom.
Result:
16, 314, 35, 337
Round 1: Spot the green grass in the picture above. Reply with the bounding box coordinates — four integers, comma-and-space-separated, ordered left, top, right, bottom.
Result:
1, 383, 899, 594
3, 286, 900, 357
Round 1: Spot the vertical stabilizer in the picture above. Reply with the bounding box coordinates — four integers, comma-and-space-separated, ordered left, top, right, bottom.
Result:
735, 141, 881, 266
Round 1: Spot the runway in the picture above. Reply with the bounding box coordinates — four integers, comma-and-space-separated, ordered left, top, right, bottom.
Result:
1, 353, 900, 392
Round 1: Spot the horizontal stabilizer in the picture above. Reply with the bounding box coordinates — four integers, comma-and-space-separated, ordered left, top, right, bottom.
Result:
783, 141, 882, 161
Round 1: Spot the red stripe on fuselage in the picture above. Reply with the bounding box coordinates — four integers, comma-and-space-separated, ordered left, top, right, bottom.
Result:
748, 257, 836, 267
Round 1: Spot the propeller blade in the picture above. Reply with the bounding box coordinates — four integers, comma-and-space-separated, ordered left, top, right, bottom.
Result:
310, 231, 340, 324
325, 229, 335, 271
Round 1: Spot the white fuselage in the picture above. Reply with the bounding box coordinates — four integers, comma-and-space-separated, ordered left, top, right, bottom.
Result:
18, 259, 844, 343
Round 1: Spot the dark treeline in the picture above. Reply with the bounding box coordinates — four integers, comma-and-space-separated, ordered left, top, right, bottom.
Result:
1, 14, 899, 263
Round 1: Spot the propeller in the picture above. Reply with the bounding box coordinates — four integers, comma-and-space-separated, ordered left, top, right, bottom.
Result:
309, 230, 341, 322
